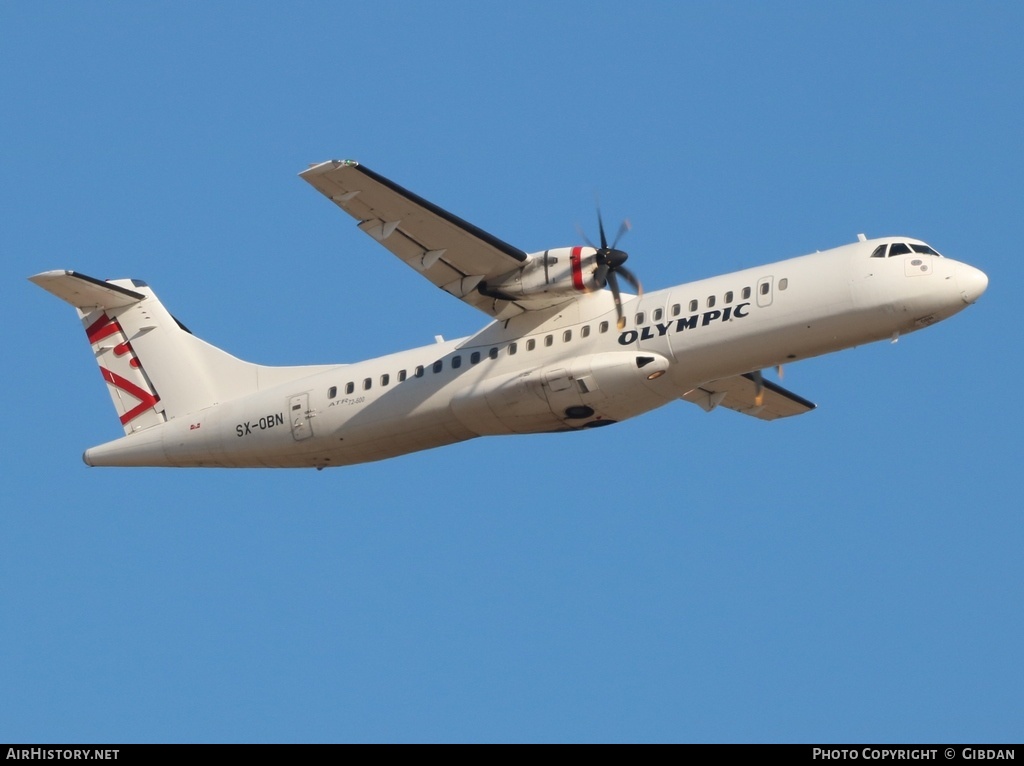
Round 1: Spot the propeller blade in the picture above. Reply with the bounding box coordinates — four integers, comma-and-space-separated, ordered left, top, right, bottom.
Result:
594, 263, 610, 287
607, 271, 625, 329
575, 222, 596, 250
597, 207, 609, 250
611, 219, 632, 249
616, 265, 643, 297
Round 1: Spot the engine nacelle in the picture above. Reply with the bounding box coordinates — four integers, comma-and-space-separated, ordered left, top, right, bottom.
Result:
479, 247, 601, 303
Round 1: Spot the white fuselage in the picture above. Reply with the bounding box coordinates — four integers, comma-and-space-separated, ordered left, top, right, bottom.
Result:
82, 238, 987, 468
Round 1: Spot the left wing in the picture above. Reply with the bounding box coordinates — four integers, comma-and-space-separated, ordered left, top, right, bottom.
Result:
681, 373, 816, 420
301, 160, 531, 319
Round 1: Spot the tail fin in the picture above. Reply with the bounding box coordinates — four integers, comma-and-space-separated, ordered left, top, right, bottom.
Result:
31, 270, 328, 434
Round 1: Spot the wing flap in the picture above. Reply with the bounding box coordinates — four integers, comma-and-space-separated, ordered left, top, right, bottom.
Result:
300, 160, 530, 318
682, 373, 816, 421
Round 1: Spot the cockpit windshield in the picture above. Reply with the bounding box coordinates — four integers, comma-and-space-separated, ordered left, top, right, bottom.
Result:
870, 242, 942, 258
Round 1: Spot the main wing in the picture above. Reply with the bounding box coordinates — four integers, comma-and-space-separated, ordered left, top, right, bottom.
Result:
681, 373, 816, 420
301, 160, 534, 319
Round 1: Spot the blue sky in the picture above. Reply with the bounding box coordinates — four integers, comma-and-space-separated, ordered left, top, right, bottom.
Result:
2, 2, 1020, 743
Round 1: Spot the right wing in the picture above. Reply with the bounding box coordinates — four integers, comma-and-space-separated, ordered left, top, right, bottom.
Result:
301, 160, 534, 320
681, 373, 816, 421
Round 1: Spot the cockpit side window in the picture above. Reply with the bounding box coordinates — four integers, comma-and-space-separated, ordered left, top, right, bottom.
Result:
870, 244, 888, 258
910, 244, 940, 256
889, 243, 911, 256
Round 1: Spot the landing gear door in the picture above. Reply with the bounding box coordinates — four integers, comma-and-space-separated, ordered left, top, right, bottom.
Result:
289, 393, 314, 441
542, 367, 585, 420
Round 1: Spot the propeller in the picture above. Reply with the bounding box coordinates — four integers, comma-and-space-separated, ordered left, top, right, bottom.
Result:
580, 208, 642, 329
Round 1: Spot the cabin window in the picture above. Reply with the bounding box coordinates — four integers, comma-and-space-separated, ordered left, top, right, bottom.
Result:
742, 287, 751, 299
653, 308, 663, 321
563, 330, 572, 342
471, 351, 481, 364
433, 360, 443, 373
870, 244, 888, 258
725, 291, 733, 303
380, 373, 390, 386
760, 282, 770, 295
707, 296, 716, 308
544, 335, 553, 347
415, 365, 424, 378
689, 299, 698, 312
508, 343, 517, 355
635, 312, 644, 325
328, 386, 337, 399
779, 278, 788, 290
363, 378, 372, 390
526, 338, 536, 351
889, 243, 911, 256
581, 325, 590, 338
489, 347, 498, 360
345, 382, 355, 394
451, 355, 461, 369
398, 370, 407, 382
671, 303, 680, 317
599, 321, 609, 333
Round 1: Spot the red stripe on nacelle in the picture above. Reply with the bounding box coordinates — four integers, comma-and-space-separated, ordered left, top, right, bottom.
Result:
570, 246, 585, 291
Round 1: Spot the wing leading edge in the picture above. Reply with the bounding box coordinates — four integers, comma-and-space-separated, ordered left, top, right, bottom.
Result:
301, 160, 534, 319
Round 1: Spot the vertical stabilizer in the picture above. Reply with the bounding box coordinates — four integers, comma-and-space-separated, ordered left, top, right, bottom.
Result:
31, 271, 167, 434
30, 270, 330, 435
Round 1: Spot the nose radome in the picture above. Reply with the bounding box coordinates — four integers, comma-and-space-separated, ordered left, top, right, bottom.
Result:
956, 263, 988, 304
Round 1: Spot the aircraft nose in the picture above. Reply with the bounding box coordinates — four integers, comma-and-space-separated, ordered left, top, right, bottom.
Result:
955, 263, 989, 304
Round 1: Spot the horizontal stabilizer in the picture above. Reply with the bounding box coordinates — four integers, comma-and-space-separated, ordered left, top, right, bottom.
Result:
29, 270, 146, 310
682, 373, 816, 421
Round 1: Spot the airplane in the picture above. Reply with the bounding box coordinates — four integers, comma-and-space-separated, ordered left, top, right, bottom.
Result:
29, 160, 988, 469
